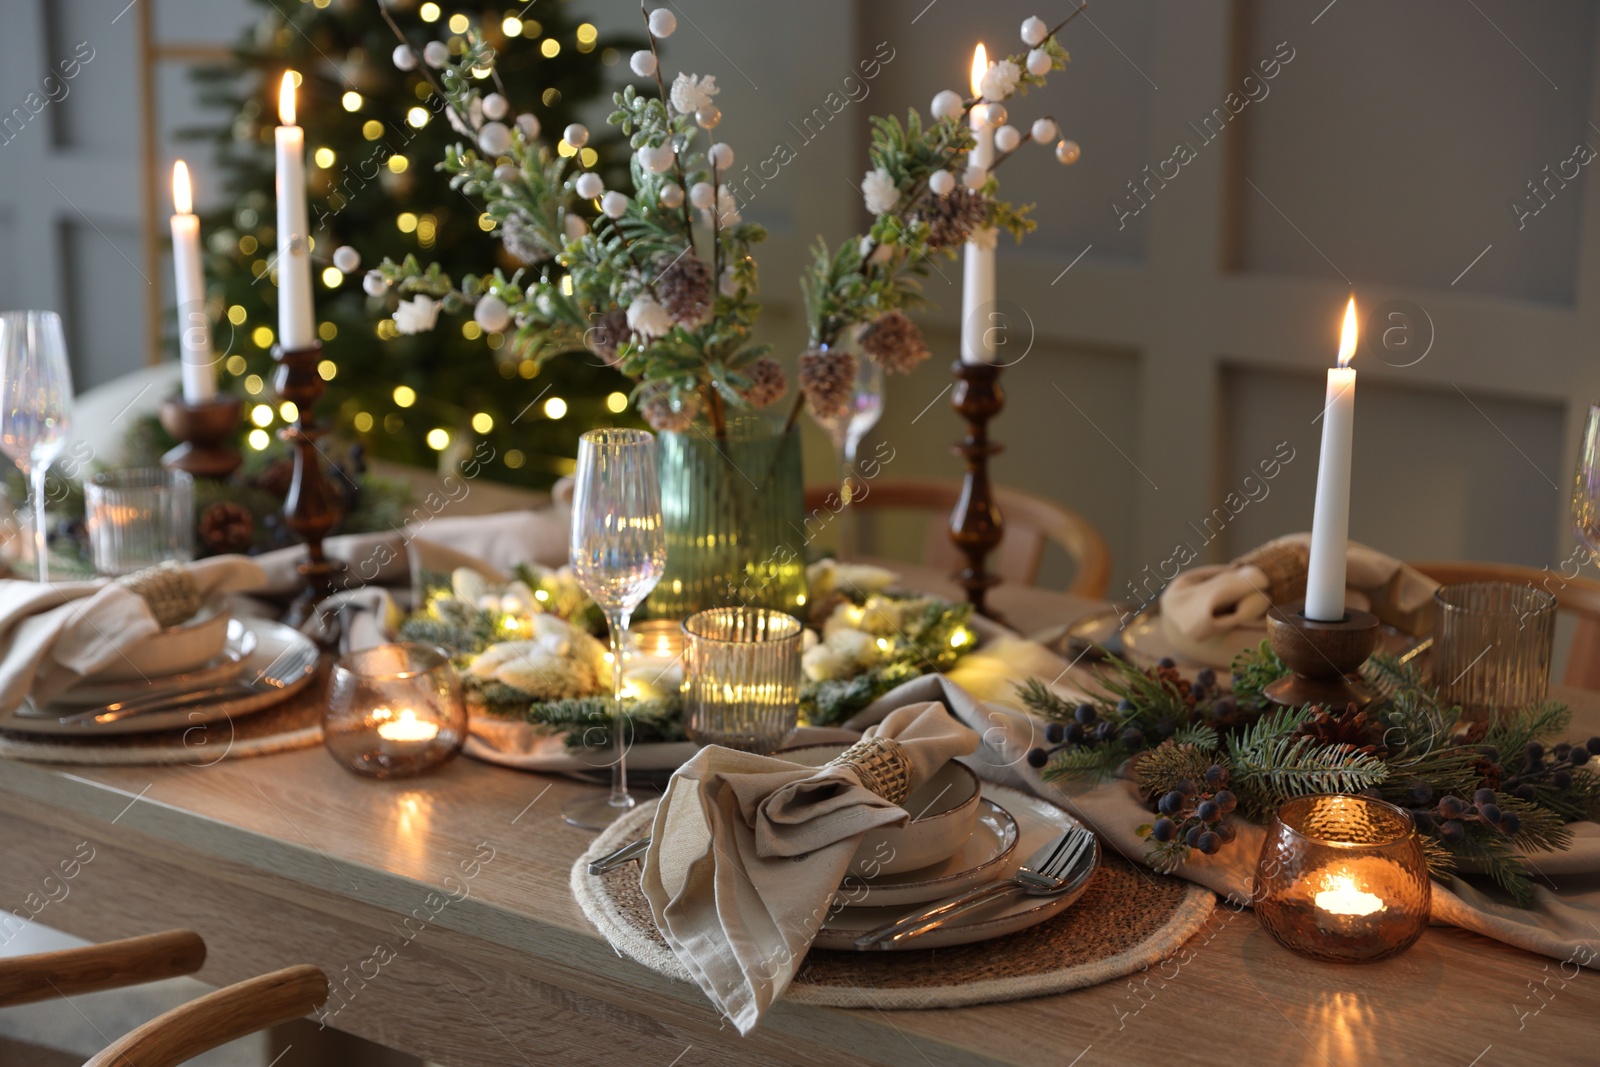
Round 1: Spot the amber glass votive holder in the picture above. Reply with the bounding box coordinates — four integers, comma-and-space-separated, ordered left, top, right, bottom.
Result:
1253, 794, 1430, 963
323, 643, 467, 778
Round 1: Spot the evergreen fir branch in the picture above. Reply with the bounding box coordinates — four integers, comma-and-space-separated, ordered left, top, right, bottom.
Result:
1229, 639, 1289, 710
1171, 723, 1221, 751
523, 694, 687, 749
1131, 742, 1216, 800
1040, 742, 1129, 785
1226, 734, 1388, 818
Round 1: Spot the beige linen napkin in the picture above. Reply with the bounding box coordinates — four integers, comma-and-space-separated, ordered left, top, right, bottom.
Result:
639, 703, 979, 1034
1160, 534, 1438, 661
252, 509, 569, 599
849, 673, 1600, 974
0, 556, 267, 713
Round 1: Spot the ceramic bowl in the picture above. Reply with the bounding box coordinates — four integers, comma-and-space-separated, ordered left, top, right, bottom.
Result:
777, 742, 982, 876
87, 600, 231, 682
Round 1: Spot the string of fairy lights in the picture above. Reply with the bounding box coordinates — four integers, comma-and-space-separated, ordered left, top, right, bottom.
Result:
208, 1, 632, 477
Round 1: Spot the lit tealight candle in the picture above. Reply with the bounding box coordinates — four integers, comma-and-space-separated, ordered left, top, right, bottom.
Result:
1315, 872, 1385, 919
375, 708, 441, 750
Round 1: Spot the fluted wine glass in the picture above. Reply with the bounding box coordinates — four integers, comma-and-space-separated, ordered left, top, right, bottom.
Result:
1573, 402, 1600, 564
0, 311, 75, 582
809, 350, 883, 557
563, 428, 668, 829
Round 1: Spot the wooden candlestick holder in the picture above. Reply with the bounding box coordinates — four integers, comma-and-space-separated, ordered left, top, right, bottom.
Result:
948, 359, 1006, 620
273, 341, 345, 629
159, 395, 243, 480
1264, 603, 1380, 709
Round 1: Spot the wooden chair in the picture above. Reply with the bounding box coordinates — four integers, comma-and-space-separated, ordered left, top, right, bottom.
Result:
804, 479, 1112, 598
1408, 560, 1600, 690
0, 929, 328, 1067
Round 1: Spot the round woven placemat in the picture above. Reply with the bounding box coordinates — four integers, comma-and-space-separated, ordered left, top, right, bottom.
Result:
0, 674, 326, 766
572, 798, 1217, 1010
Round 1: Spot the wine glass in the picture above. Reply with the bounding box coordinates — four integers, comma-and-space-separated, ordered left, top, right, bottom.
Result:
810, 351, 883, 557
563, 428, 668, 829
1573, 402, 1600, 564
0, 311, 75, 583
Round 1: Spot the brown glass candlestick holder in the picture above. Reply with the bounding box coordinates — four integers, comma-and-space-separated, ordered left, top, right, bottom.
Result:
1264, 603, 1380, 709
159, 395, 243, 480
948, 359, 1006, 620
273, 341, 345, 629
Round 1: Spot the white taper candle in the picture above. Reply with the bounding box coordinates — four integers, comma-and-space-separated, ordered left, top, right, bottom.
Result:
1304, 297, 1360, 622
169, 160, 216, 402
960, 44, 997, 365
274, 72, 316, 350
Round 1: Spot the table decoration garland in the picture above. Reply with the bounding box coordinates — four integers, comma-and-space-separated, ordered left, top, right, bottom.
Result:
394, 561, 976, 750
1021, 645, 1600, 906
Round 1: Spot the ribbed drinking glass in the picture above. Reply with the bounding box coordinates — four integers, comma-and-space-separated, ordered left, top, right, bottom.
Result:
563, 428, 667, 829
683, 607, 803, 753
1432, 582, 1555, 720
85, 469, 195, 576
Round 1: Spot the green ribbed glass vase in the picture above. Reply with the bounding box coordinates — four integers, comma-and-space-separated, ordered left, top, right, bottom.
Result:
644, 416, 808, 619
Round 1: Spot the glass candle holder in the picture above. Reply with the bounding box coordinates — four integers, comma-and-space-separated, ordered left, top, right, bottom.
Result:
683, 607, 802, 753
630, 618, 687, 660
1432, 582, 1556, 720
323, 643, 467, 778
85, 468, 194, 576
1253, 794, 1430, 963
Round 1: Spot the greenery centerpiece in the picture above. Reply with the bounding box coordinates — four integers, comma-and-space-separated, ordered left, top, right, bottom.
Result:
397, 560, 976, 748
1020, 646, 1600, 906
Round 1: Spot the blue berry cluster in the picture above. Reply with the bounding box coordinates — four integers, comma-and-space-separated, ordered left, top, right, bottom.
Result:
1144, 763, 1238, 865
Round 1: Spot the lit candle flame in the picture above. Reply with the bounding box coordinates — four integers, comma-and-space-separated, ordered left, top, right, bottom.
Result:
279, 71, 298, 126
970, 44, 988, 98
172, 160, 193, 215
1315, 872, 1384, 917
1337, 295, 1358, 369
376, 707, 440, 743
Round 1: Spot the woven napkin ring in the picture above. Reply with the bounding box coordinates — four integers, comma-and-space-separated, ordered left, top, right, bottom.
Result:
117, 562, 201, 629
1235, 541, 1310, 607
826, 736, 914, 806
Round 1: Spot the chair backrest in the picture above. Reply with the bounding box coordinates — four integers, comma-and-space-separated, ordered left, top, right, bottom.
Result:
1408, 559, 1600, 690
0, 929, 205, 1008
85, 964, 328, 1067
804, 479, 1112, 598
0, 929, 327, 1067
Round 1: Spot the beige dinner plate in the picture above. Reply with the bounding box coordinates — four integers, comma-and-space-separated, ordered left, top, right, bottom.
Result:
842, 797, 1018, 909
49, 631, 255, 708
2, 618, 315, 737
814, 782, 1098, 951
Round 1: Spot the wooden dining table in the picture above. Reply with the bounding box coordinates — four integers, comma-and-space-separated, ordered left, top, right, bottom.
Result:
1, 562, 1595, 1066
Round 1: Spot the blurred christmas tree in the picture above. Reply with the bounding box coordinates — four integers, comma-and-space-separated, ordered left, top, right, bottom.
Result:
184, 0, 638, 488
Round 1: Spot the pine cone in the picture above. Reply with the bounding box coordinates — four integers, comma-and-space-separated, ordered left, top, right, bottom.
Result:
587, 308, 631, 367
199, 501, 255, 554
255, 457, 294, 498
740, 357, 787, 408
656, 252, 713, 326
639, 385, 702, 433
860, 310, 931, 375
1298, 703, 1388, 758
798, 347, 856, 420
917, 187, 989, 251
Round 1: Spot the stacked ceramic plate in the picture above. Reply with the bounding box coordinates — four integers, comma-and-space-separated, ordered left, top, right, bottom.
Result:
1, 616, 317, 736
780, 744, 1099, 951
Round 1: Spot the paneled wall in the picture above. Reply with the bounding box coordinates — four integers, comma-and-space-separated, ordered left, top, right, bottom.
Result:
0, 0, 1593, 595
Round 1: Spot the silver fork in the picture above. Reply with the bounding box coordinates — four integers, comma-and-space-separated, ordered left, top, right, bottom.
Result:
853, 827, 1098, 950
59, 644, 319, 726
